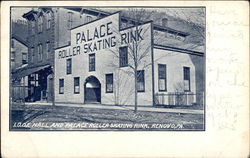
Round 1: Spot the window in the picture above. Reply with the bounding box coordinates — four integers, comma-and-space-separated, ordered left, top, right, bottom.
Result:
22, 52, 27, 64
31, 21, 35, 35
59, 79, 64, 94
11, 39, 14, 48
30, 47, 34, 63
11, 51, 15, 62
137, 70, 145, 92
86, 16, 92, 23
183, 67, 190, 92
106, 74, 113, 93
46, 41, 50, 59
47, 12, 52, 29
38, 44, 43, 61
67, 12, 73, 29
74, 77, 80, 94
119, 46, 128, 67
38, 16, 43, 33
89, 54, 95, 72
66, 58, 72, 74
158, 64, 167, 91
30, 74, 39, 87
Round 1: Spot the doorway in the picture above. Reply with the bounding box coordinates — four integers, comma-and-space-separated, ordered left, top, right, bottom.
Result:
84, 76, 101, 103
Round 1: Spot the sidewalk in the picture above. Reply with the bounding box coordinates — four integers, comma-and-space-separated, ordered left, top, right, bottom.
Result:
24, 102, 204, 115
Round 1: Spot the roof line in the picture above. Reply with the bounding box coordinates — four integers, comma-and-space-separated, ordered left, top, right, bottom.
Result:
69, 11, 121, 30
66, 7, 189, 36
12, 34, 28, 47
54, 43, 71, 50
154, 44, 204, 56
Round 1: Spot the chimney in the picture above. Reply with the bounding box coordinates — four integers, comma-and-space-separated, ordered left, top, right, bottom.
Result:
162, 18, 168, 27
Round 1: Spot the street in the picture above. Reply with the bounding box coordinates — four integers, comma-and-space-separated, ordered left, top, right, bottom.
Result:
10, 103, 204, 131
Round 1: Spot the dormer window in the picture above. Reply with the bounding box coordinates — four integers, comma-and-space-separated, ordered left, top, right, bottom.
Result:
86, 16, 92, 23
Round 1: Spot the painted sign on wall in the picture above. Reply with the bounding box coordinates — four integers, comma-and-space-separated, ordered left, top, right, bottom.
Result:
57, 13, 149, 59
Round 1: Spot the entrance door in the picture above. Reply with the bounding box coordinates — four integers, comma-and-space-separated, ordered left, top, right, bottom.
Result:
84, 76, 101, 103
47, 77, 53, 102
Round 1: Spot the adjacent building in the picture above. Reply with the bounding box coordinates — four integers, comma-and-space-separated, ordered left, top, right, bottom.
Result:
11, 20, 29, 101
14, 7, 103, 102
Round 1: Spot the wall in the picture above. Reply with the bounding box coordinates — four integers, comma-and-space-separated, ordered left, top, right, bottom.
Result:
55, 8, 98, 48
11, 20, 28, 42
27, 9, 55, 67
55, 12, 154, 106
11, 38, 28, 70
153, 48, 196, 94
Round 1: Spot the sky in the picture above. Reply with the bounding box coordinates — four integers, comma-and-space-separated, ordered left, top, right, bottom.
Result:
11, 8, 31, 20
11, 7, 205, 25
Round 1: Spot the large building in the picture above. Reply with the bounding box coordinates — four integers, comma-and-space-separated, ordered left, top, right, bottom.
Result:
12, 7, 204, 106
54, 12, 204, 106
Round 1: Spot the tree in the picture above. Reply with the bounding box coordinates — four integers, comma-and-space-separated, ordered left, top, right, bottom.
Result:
105, 8, 155, 113
104, 8, 205, 112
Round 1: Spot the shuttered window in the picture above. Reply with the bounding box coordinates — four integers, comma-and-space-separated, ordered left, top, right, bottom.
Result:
89, 54, 95, 71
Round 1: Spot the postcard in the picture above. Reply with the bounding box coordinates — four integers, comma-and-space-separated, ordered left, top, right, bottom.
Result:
1, 1, 249, 157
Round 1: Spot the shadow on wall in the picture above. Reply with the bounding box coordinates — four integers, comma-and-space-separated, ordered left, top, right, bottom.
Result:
190, 54, 205, 106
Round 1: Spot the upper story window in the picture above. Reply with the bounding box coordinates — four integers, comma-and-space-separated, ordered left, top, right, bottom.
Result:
38, 16, 43, 33
46, 12, 52, 29
67, 12, 73, 29
106, 74, 113, 93
11, 39, 14, 48
66, 58, 72, 74
11, 51, 15, 62
46, 41, 50, 59
31, 21, 35, 35
30, 47, 34, 63
38, 44, 43, 61
183, 67, 190, 92
158, 64, 167, 91
86, 16, 93, 23
89, 54, 95, 72
119, 46, 128, 67
22, 52, 27, 64
137, 70, 145, 92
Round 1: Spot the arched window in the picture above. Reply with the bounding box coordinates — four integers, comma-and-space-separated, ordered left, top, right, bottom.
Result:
47, 12, 52, 29
38, 16, 43, 33
31, 21, 35, 35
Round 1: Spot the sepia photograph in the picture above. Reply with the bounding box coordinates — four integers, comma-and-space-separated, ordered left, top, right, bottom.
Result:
10, 6, 205, 131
